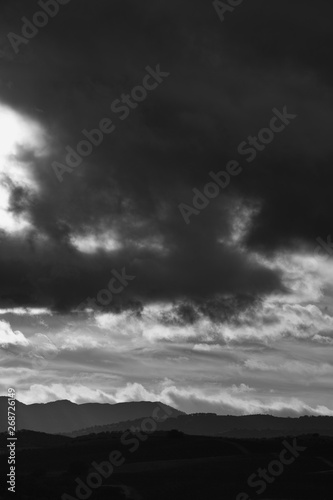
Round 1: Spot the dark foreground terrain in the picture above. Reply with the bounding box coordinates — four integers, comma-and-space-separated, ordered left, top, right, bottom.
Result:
0, 431, 332, 499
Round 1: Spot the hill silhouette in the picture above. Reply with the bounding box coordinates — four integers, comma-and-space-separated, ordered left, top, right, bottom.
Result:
0, 429, 71, 449
67, 412, 333, 438
1, 397, 332, 438
0, 398, 183, 434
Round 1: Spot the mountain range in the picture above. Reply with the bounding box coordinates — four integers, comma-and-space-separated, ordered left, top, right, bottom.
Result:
0, 397, 182, 434
1, 398, 333, 438
65, 412, 333, 438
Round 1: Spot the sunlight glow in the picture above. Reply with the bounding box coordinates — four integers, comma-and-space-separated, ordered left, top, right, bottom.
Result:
0, 103, 46, 234
70, 231, 122, 254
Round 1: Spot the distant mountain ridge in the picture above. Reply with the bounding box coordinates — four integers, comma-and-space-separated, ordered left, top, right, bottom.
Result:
0, 398, 183, 434
1, 397, 332, 438
66, 413, 333, 438
155, 413, 333, 438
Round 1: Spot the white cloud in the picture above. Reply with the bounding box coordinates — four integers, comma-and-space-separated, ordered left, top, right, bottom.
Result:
16, 383, 117, 405
220, 302, 333, 344
193, 343, 223, 352
15, 381, 333, 416
0, 308, 51, 316
230, 383, 255, 393
0, 102, 48, 234
244, 358, 333, 376
0, 320, 29, 347
94, 296, 333, 347
70, 230, 121, 254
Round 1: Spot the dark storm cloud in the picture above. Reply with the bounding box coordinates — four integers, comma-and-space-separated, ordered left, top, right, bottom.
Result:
0, 0, 332, 312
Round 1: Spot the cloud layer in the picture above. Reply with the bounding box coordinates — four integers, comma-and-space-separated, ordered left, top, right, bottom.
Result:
0, 0, 332, 413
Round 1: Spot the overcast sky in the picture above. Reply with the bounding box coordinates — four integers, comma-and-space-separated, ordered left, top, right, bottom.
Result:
1, 0, 333, 416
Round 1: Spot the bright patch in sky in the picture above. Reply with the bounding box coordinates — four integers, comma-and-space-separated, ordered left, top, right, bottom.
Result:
0, 103, 46, 233
70, 231, 122, 253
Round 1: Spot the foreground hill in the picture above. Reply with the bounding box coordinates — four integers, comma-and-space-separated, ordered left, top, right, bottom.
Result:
0, 432, 331, 499
0, 398, 183, 434
0, 429, 71, 450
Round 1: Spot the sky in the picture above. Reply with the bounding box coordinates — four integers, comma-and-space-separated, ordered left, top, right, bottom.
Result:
0, 0, 333, 416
